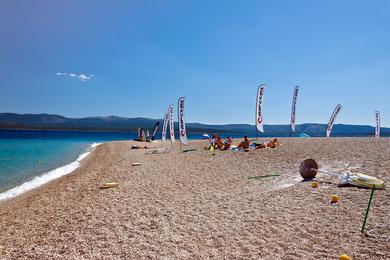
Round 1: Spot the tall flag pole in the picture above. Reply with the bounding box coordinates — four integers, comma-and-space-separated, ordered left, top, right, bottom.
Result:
290, 86, 299, 135
177, 97, 188, 150
255, 84, 266, 137
326, 104, 342, 137
375, 111, 380, 138
161, 112, 169, 142
168, 104, 175, 148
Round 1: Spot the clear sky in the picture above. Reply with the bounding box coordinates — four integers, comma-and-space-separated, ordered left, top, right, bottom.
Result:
0, 0, 389, 126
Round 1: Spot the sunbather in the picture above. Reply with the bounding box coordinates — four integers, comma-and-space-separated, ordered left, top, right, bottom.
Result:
237, 136, 250, 149
266, 138, 280, 148
254, 143, 266, 149
221, 136, 233, 150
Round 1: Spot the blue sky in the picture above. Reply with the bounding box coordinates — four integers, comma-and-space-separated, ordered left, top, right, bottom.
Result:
0, 0, 389, 126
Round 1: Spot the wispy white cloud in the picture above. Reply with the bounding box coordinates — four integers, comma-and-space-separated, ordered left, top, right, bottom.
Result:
77, 74, 93, 81
56, 72, 94, 82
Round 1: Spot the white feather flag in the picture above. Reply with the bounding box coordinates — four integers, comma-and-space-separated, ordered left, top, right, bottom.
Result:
168, 105, 175, 142
177, 97, 188, 145
375, 111, 380, 138
162, 112, 169, 142
326, 104, 342, 137
290, 86, 299, 132
255, 84, 265, 133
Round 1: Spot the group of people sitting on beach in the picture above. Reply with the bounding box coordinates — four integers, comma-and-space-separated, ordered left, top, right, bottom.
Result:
205, 134, 280, 151
209, 134, 233, 150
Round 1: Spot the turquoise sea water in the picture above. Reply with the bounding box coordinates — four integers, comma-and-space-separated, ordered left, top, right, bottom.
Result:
0, 130, 135, 197
0, 139, 91, 192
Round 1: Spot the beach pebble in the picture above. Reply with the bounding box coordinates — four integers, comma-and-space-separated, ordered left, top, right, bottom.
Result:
99, 182, 119, 189
339, 253, 351, 260
331, 194, 340, 203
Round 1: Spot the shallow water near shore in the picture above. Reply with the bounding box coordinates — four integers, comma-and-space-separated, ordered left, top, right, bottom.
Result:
0, 130, 136, 196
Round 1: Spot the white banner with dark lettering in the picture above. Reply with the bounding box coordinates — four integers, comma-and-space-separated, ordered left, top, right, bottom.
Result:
168, 105, 175, 142
375, 111, 380, 138
290, 86, 299, 132
162, 112, 169, 142
177, 97, 188, 145
326, 104, 342, 137
256, 84, 265, 133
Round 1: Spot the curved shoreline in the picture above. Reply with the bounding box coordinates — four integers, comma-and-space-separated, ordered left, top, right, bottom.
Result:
0, 142, 102, 201
0, 139, 389, 259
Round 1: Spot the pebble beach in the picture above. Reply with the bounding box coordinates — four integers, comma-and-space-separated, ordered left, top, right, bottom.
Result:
0, 138, 389, 259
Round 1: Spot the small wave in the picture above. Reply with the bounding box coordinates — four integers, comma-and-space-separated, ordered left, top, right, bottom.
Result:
91, 142, 102, 148
0, 143, 102, 201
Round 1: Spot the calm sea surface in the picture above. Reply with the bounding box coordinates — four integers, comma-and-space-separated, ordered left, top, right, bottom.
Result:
0, 130, 138, 194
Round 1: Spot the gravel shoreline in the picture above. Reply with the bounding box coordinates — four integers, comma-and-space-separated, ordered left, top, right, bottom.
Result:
0, 138, 389, 259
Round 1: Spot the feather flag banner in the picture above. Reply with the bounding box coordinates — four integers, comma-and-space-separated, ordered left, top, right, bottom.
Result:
326, 104, 342, 137
177, 97, 188, 145
168, 105, 175, 142
162, 112, 169, 142
256, 84, 265, 133
375, 111, 380, 138
291, 86, 299, 132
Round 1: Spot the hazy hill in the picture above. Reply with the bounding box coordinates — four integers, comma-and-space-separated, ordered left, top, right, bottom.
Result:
0, 113, 388, 137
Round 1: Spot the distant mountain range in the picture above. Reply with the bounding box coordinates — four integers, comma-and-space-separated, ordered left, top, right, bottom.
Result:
0, 113, 388, 137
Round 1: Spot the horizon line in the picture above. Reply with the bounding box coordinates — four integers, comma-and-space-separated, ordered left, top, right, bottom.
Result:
0, 112, 386, 128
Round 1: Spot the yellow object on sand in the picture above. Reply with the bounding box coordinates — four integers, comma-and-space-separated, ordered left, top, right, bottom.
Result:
331, 194, 340, 203
339, 172, 385, 189
99, 182, 119, 189
311, 181, 319, 188
339, 253, 351, 260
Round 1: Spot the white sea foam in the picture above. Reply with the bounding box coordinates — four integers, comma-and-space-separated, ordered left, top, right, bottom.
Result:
0, 142, 102, 201
91, 142, 101, 148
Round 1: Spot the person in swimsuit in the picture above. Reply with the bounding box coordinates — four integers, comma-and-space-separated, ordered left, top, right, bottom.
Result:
237, 136, 250, 149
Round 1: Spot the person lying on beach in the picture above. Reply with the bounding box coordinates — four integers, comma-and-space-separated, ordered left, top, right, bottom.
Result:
221, 136, 233, 150
266, 138, 280, 148
237, 136, 250, 150
131, 145, 148, 149
253, 138, 280, 149
254, 142, 266, 149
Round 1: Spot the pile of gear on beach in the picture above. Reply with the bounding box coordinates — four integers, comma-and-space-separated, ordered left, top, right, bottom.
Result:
203, 133, 280, 152
299, 158, 385, 189
133, 122, 160, 142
